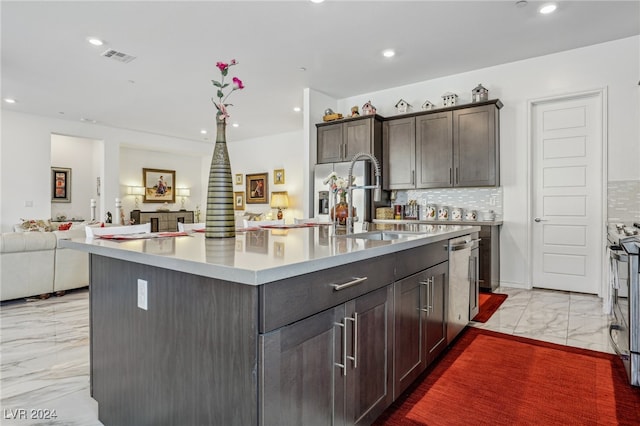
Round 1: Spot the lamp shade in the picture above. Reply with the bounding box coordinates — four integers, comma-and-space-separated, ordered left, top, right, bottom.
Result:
128, 186, 145, 196
176, 188, 191, 197
270, 191, 289, 209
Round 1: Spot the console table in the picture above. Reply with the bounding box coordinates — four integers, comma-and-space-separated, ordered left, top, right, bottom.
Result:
130, 210, 194, 232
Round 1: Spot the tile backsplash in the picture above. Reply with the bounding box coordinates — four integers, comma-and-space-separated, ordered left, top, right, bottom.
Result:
394, 187, 503, 219
608, 180, 640, 223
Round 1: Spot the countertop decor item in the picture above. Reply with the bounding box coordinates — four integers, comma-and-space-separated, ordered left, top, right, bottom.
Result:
207, 59, 245, 238
394, 99, 411, 114
324, 171, 355, 226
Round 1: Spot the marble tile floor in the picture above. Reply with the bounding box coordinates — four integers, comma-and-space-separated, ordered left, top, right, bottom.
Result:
0, 286, 615, 425
471, 286, 615, 355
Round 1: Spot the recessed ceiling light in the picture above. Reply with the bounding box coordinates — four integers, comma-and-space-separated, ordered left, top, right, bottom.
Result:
310, 0, 325, 4
515, 0, 528, 8
539, 3, 557, 14
87, 37, 104, 46
382, 49, 395, 58
3, 98, 16, 104
200, 130, 207, 135
232, 123, 239, 128
299, 67, 307, 72
293, 107, 301, 112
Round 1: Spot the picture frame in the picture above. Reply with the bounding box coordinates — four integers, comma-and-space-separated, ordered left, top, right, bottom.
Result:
234, 191, 245, 210
246, 229, 269, 254
51, 167, 71, 203
235, 174, 243, 185
246, 172, 268, 204
143, 168, 175, 203
274, 169, 285, 185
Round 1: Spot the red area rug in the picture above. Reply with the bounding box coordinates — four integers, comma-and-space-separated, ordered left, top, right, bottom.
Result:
374, 328, 640, 425
471, 292, 508, 323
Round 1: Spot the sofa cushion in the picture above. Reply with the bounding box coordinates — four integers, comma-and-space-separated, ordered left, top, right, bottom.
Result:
0, 232, 57, 253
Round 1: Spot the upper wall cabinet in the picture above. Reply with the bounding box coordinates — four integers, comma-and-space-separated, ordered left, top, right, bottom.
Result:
316, 115, 383, 164
384, 99, 502, 190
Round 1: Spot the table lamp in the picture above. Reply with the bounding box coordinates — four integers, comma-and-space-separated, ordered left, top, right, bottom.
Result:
270, 191, 289, 220
176, 188, 191, 211
128, 186, 145, 210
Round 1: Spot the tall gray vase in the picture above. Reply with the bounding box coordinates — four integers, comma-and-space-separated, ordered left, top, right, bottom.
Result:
205, 119, 236, 238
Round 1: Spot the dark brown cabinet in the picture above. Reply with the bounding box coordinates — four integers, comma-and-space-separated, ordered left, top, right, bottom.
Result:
479, 225, 500, 292
393, 261, 448, 398
383, 100, 502, 189
383, 117, 415, 189
260, 285, 393, 426
453, 104, 500, 187
130, 210, 194, 232
317, 115, 383, 164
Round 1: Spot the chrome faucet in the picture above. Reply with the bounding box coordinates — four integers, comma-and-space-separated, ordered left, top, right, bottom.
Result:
346, 152, 382, 234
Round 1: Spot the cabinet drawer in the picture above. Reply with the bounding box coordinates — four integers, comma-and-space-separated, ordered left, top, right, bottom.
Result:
259, 254, 394, 332
394, 242, 448, 281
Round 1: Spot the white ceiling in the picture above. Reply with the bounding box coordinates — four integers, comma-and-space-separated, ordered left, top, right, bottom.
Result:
2, 1, 639, 143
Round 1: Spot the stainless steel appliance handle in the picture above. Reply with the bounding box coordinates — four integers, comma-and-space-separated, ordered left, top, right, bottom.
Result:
332, 277, 367, 291
450, 241, 474, 251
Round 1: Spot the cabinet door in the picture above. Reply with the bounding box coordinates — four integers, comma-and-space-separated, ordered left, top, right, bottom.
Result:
260, 305, 346, 426
453, 104, 498, 187
318, 124, 344, 164
346, 285, 393, 426
416, 112, 453, 188
469, 247, 480, 320
393, 271, 427, 398
383, 117, 415, 190
344, 119, 372, 160
424, 261, 448, 365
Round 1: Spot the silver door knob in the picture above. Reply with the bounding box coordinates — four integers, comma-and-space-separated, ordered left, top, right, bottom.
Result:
534, 218, 548, 222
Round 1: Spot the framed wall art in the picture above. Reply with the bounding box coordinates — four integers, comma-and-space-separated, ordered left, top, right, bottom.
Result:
274, 169, 285, 185
143, 168, 175, 203
235, 174, 243, 185
51, 167, 71, 203
234, 191, 245, 210
246, 172, 268, 204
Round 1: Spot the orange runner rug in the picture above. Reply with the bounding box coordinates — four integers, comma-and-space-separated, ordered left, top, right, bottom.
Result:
472, 292, 508, 323
374, 328, 640, 425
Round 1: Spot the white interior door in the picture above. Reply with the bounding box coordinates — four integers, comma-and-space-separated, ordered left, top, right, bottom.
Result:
532, 92, 604, 294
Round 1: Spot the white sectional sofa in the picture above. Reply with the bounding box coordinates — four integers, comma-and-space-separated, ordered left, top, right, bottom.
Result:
0, 227, 89, 302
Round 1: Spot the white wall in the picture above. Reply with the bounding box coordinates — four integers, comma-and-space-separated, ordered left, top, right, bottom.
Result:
50, 134, 101, 221
337, 36, 640, 288
225, 130, 306, 223
0, 110, 211, 231
120, 146, 204, 219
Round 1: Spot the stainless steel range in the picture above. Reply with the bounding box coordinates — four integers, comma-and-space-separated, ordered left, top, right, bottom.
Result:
608, 223, 640, 387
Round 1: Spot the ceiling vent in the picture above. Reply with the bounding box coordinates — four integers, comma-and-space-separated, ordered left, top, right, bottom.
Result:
101, 49, 136, 63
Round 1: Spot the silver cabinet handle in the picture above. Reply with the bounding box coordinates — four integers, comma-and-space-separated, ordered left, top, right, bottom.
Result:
449, 168, 452, 185
346, 313, 358, 369
534, 218, 548, 222
411, 170, 415, 185
334, 320, 347, 376
455, 168, 459, 184
429, 277, 434, 313
332, 277, 367, 291
450, 241, 473, 251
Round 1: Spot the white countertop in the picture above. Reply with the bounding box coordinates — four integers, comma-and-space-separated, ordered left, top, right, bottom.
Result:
60, 224, 480, 285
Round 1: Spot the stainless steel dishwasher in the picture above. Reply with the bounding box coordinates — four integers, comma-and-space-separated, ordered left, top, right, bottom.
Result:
447, 235, 475, 343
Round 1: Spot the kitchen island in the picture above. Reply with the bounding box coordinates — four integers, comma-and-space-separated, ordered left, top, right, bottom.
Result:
61, 223, 479, 426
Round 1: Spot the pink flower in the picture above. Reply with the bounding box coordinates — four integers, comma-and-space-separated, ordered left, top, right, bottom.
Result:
232, 77, 244, 90
212, 59, 244, 121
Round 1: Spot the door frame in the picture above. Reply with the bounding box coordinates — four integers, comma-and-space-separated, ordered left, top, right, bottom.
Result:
526, 87, 608, 295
